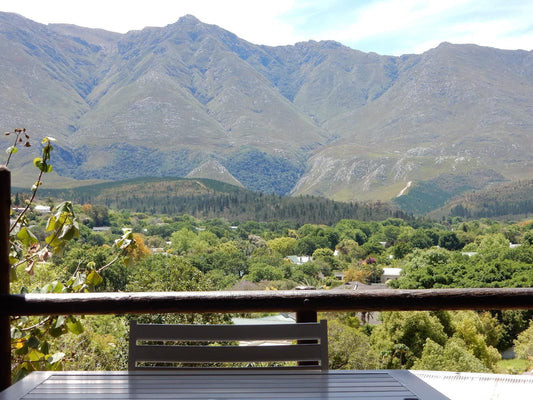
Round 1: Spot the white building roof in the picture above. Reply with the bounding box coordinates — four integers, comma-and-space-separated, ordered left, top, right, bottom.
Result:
412, 370, 533, 400
382, 267, 402, 276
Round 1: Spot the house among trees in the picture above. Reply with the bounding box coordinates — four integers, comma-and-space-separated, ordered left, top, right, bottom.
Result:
285, 255, 312, 265
33, 205, 51, 214
381, 267, 402, 283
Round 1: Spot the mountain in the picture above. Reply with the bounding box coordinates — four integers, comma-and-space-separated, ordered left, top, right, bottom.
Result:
0, 12, 531, 214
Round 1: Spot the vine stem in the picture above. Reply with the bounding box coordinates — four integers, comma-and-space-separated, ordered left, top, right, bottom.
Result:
4, 129, 22, 167
9, 169, 44, 234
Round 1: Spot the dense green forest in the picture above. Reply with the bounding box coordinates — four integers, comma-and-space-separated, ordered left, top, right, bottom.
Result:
395, 176, 532, 218
17, 175, 532, 224
14, 177, 409, 224
442, 179, 533, 219
392, 169, 507, 214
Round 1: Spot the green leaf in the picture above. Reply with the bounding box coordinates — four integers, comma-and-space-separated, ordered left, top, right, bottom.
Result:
15, 344, 28, 355
27, 348, 45, 362
9, 266, 17, 281
11, 327, 23, 340
86, 270, 103, 286
26, 335, 40, 349
16, 226, 38, 246
47, 352, 65, 365
40, 341, 50, 355
6, 146, 17, 155
66, 317, 84, 335
54, 316, 65, 328
45, 234, 64, 251
46, 281, 64, 294
58, 224, 76, 241
49, 327, 64, 338
71, 273, 86, 292
33, 157, 51, 173
45, 215, 57, 232
49, 317, 66, 337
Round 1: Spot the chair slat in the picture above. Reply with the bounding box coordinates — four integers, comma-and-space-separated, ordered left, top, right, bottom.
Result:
132, 322, 324, 341
133, 344, 323, 363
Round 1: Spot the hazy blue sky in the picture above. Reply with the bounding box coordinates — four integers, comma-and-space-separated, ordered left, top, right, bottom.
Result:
2, 0, 532, 55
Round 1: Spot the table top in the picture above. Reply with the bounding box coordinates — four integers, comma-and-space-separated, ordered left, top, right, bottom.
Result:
0, 370, 450, 399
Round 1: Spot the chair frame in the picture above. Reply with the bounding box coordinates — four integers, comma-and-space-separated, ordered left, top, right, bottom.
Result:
128, 319, 328, 371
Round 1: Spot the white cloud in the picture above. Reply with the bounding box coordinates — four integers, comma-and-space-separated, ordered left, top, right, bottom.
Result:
1, 0, 531, 54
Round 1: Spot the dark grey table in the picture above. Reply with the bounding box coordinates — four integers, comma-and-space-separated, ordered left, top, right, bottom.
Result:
0, 370, 450, 399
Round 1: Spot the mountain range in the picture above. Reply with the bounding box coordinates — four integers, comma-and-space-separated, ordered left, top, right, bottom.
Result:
0, 12, 531, 214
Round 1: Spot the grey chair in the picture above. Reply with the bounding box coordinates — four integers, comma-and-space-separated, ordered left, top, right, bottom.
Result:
128, 319, 328, 371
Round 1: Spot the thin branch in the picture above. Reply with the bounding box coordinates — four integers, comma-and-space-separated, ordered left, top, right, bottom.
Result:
9, 169, 44, 234
19, 316, 51, 332
97, 253, 123, 274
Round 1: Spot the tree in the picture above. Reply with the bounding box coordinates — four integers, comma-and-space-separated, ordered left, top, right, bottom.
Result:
343, 265, 372, 283
438, 231, 463, 251
391, 242, 412, 259
82, 204, 110, 227
266, 237, 297, 257
170, 228, 201, 254
477, 233, 510, 261
407, 230, 433, 249
327, 320, 378, 369
247, 263, 284, 282
125, 233, 152, 261
383, 225, 401, 246
312, 247, 338, 271
514, 320, 533, 361
335, 239, 364, 263
295, 236, 321, 255
360, 238, 385, 257
370, 311, 448, 369
451, 311, 501, 370
413, 338, 490, 372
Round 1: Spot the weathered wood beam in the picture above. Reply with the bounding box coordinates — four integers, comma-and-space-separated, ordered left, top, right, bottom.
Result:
2, 287, 533, 316
0, 167, 11, 391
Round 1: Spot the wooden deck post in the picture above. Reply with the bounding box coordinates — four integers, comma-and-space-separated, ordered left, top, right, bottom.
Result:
295, 285, 318, 367
0, 166, 11, 391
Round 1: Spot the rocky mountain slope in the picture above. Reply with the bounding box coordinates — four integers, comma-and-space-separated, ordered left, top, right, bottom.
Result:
1, 12, 531, 212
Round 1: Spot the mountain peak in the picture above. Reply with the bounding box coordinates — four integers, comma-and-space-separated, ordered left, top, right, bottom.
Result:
177, 14, 203, 26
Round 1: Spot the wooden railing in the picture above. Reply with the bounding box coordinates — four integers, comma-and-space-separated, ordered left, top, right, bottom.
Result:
2, 166, 533, 391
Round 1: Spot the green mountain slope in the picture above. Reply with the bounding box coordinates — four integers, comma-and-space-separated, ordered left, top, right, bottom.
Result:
17, 177, 408, 224
393, 169, 507, 215
427, 179, 533, 219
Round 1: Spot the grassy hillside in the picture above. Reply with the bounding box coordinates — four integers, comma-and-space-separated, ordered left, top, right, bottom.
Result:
392, 170, 507, 215
428, 179, 533, 220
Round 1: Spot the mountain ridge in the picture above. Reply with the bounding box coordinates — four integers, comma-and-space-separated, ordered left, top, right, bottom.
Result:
0, 12, 531, 213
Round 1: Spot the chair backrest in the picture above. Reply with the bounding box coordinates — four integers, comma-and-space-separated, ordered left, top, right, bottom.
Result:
128, 319, 328, 371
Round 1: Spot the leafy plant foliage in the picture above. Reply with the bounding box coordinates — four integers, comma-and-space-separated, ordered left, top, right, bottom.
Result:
5, 129, 136, 380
